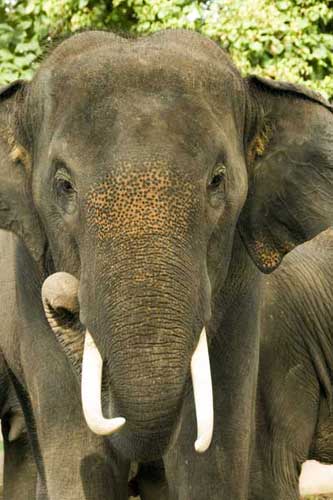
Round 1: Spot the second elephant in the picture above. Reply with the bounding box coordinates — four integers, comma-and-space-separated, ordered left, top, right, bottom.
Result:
251, 228, 333, 500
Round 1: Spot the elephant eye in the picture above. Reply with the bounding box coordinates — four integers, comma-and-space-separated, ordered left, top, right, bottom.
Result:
54, 166, 77, 213
54, 168, 76, 197
56, 178, 75, 195
208, 164, 226, 190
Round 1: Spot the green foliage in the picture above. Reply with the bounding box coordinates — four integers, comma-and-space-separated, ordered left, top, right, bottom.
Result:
117, 0, 333, 97
1, 0, 333, 98
199, 0, 333, 97
0, 1, 46, 82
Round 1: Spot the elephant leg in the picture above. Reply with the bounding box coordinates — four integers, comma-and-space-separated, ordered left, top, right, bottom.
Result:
30, 387, 130, 500
2, 413, 37, 500
0, 357, 37, 500
250, 362, 320, 500
133, 461, 169, 500
164, 372, 258, 499
6, 316, 130, 500
18, 369, 128, 500
249, 453, 300, 500
310, 396, 333, 463
164, 291, 262, 500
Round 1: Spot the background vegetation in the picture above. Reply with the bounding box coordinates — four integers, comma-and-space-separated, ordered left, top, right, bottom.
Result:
0, 0, 333, 97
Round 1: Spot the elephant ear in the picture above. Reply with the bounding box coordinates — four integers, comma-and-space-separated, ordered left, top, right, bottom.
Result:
239, 75, 333, 273
0, 80, 45, 263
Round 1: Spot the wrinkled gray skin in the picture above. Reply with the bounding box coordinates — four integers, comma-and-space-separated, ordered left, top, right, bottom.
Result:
249, 228, 333, 500
0, 347, 36, 499
1, 29, 333, 499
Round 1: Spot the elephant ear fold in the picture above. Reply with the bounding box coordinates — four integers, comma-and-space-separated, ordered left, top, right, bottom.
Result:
0, 80, 45, 263
239, 75, 333, 273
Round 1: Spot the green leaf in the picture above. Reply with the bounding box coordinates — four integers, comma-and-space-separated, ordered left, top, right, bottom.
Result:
15, 40, 40, 54
0, 49, 14, 61
14, 53, 37, 67
249, 41, 262, 52
277, 1, 290, 11
17, 20, 33, 30
312, 46, 328, 60
24, 3, 38, 15
0, 24, 14, 32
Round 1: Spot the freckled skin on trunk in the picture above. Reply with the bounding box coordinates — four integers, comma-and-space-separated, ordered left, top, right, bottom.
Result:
82, 237, 206, 459
78, 161, 209, 459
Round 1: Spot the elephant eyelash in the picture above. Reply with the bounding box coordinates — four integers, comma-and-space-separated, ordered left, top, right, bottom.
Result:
53, 167, 78, 216
208, 164, 226, 190
54, 167, 77, 196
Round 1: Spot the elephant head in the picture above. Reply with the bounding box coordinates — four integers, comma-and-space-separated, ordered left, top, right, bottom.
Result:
1, 29, 333, 461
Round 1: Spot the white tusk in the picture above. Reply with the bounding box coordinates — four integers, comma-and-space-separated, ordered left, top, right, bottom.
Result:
191, 327, 214, 453
81, 330, 126, 435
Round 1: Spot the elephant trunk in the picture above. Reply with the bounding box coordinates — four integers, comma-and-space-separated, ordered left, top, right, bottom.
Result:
80, 243, 205, 445
81, 326, 213, 452
42, 238, 214, 454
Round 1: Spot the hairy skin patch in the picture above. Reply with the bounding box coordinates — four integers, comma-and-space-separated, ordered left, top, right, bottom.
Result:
8, 138, 31, 174
0, 125, 31, 172
248, 122, 273, 165
9, 144, 30, 170
86, 161, 200, 243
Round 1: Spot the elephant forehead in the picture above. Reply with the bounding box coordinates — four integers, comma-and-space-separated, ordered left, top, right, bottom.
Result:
86, 163, 200, 242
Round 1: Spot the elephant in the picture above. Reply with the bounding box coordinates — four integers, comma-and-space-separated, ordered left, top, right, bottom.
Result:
1, 28, 333, 499
249, 228, 333, 500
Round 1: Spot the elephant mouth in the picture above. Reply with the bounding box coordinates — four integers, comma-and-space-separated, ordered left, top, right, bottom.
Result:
42, 272, 214, 454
